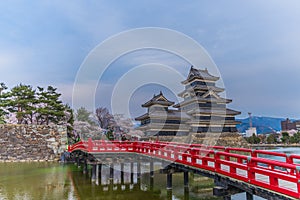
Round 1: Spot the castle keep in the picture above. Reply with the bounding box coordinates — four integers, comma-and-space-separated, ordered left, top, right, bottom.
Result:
135, 66, 241, 139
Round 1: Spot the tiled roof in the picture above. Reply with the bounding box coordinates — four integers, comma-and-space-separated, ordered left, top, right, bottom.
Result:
182, 66, 219, 84
142, 91, 174, 107
178, 85, 225, 97
186, 108, 241, 116
187, 120, 241, 125
135, 109, 190, 121
137, 123, 190, 130
173, 96, 232, 108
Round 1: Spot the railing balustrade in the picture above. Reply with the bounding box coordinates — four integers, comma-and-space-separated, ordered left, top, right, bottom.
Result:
68, 139, 300, 199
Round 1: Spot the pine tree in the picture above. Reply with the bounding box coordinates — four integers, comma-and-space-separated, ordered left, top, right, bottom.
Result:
0, 83, 73, 126
36, 86, 65, 125
76, 107, 96, 125
4, 84, 36, 124
0, 82, 8, 123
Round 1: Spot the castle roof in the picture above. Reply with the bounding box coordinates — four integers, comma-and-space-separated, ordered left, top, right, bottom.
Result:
182, 66, 219, 84
173, 96, 232, 108
187, 108, 241, 116
178, 85, 225, 97
135, 109, 190, 121
142, 91, 174, 107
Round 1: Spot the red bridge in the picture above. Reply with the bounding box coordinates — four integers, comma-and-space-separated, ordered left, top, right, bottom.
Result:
68, 139, 300, 200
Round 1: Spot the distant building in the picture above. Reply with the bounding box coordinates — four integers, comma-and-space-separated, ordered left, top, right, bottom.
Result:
244, 112, 257, 137
296, 121, 300, 131
281, 118, 300, 131
245, 127, 257, 137
135, 66, 241, 137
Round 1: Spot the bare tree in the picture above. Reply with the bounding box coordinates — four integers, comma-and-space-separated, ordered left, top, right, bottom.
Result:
95, 107, 113, 129
113, 114, 144, 140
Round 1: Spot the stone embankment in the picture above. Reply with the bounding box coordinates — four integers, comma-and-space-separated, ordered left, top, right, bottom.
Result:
0, 124, 67, 162
153, 132, 249, 148
250, 144, 300, 148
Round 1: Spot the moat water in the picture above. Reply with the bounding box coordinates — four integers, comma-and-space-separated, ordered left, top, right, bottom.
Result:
0, 147, 297, 200
0, 162, 221, 200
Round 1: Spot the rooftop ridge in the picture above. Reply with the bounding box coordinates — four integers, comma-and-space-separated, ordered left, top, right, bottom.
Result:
142, 91, 175, 107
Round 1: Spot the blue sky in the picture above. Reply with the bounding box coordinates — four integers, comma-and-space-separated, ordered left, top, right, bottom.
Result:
1, 0, 300, 119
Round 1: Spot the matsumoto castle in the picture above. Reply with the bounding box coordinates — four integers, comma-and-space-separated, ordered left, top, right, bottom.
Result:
135, 66, 241, 137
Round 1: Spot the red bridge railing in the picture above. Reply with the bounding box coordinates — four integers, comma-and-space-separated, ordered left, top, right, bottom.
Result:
68, 139, 300, 199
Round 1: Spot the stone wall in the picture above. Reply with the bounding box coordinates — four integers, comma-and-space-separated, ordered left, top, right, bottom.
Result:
0, 124, 67, 162
151, 132, 249, 148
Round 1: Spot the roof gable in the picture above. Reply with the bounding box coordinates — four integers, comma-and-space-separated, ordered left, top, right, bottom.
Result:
142, 91, 175, 107
201, 90, 220, 99
183, 66, 219, 84
156, 95, 168, 102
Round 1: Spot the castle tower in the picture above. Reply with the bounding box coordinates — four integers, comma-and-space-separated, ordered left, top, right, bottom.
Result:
173, 66, 241, 136
135, 91, 190, 137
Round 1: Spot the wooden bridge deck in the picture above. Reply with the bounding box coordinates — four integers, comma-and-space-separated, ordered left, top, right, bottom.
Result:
69, 140, 300, 199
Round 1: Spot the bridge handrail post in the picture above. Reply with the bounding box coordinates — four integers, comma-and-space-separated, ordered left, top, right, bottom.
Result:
173, 148, 178, 161
147, 142, 151, 154
247, 156, 255, 183
268, 162, 279, 187
250, 150, 257, 167
190, 148, 197, 164
215, 151, 221, 172
88, 138, 93, 152
202, 152, 208, 167
133, 141, 138, 152
296, 166, 300, 196
286, 155, 293, 164
224, 147, 230, 161
251, 150, 256, 158
286, 155, 295, 175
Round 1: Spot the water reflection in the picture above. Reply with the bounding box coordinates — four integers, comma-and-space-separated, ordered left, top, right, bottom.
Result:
0, 161, 267, 200
0, 162, 219, 200
70, 163, 177, 200
0, 162, 74, 200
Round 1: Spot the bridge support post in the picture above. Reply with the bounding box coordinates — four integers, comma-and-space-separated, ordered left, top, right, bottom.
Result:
184, 171, 189, 188
83, 160, 88, 174
91, 164, 97, 182
213, 186, 228, 197
167, 189, 172, 200
95, 164, 99, 185
150, 160, 154, 177
246, 192, 253, 200
76, 155, 80, 168
137, 161, 141, 179
98, 164, 102, 184
184, 187, 189, 200
130, 162, 134, 184
110, 163, 114, 181
223, 196, 231, 200
121, 163, 124, 185
167, 172, 172, 190
137, 173, 141, 190
150, 176, 154, 191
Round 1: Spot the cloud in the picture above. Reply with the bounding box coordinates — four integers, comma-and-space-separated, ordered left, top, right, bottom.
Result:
1, 0, 300, 119
57, 80, 114, 112
0, 52, 19, 70
41, 1, 126, 42
0, 1, 126, 87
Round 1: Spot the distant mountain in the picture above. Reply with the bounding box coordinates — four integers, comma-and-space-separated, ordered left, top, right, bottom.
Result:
236, 116, 285, 134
